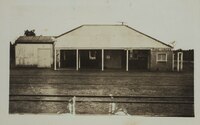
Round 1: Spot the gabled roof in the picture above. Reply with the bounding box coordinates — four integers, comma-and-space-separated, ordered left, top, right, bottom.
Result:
15, 36, 55, 44
55, 24, 172, 49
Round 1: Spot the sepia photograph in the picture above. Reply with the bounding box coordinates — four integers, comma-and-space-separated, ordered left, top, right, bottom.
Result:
1, 0, 199, 125
9, 24, 194, 116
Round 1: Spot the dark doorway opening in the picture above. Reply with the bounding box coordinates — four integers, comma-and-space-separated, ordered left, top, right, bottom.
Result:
60, 50, 76, 69
104, 50, 126, 70
129, 50, 150, 70
80, 50, 102, 69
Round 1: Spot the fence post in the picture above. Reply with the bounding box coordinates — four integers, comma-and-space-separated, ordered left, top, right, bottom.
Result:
68, 99, 73, 114
180, 52, 183, 71
109, 94, 116, 114
54, 49, 56, 70
177, 52, 180, 72
72, 96, 76, 115
172, 53, 174, 71
112, 102, 116, 114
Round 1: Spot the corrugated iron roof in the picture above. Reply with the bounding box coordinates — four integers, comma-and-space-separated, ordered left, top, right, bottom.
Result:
15, 36, 55, 44
55, 25, 172, 49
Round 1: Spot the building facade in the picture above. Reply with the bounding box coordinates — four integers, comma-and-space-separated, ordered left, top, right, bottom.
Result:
15, 25, 174, 71
54, 25, 172, 71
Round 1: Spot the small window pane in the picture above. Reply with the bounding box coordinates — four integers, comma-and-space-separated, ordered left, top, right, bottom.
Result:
157, 54, 167, 62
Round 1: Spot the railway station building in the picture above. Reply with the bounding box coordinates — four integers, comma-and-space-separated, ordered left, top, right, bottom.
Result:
14, 24, 175, 71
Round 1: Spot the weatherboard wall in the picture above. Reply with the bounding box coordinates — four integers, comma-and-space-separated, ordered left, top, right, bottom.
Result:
15, 44, 53, 67
150, 49, 173, 71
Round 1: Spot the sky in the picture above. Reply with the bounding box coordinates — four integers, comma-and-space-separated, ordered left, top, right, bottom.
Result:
0, 0, 200, 49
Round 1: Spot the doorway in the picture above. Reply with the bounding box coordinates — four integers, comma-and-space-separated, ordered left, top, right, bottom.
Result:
60, 50, 76, 69
79, 50, 101, 69
104, 50, 126, 69
129, 50, 150, 70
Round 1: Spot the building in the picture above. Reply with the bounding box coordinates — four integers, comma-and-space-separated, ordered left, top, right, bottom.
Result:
14, 24, 175, 71
15, 36, 55, 68
54, 25, 173, 71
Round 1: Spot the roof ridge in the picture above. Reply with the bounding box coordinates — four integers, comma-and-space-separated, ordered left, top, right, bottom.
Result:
82, 24, 124, 26
18, 36, 53, 37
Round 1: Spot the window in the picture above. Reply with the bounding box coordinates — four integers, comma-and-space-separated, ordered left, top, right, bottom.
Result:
157, 53, 167, 62
89, 51, 96, 60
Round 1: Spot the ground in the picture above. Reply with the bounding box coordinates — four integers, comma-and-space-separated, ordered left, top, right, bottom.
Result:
9, 69, 194, 116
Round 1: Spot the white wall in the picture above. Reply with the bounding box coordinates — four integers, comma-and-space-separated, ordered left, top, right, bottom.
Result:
15, 44, 53, 67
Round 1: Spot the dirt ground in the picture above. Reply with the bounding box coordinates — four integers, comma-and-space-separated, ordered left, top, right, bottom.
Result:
9, 69, 194, 116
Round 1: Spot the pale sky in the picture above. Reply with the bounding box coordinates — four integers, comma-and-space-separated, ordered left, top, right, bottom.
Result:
1, 0, 200, 49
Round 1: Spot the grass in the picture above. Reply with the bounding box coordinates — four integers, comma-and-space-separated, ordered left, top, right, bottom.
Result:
9, 69, 194, 116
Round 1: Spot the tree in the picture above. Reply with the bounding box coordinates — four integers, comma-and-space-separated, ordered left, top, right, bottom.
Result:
24, 29, 36, 36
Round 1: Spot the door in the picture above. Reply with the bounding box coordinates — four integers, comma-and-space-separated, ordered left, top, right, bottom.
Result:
38, 49, 51, 68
